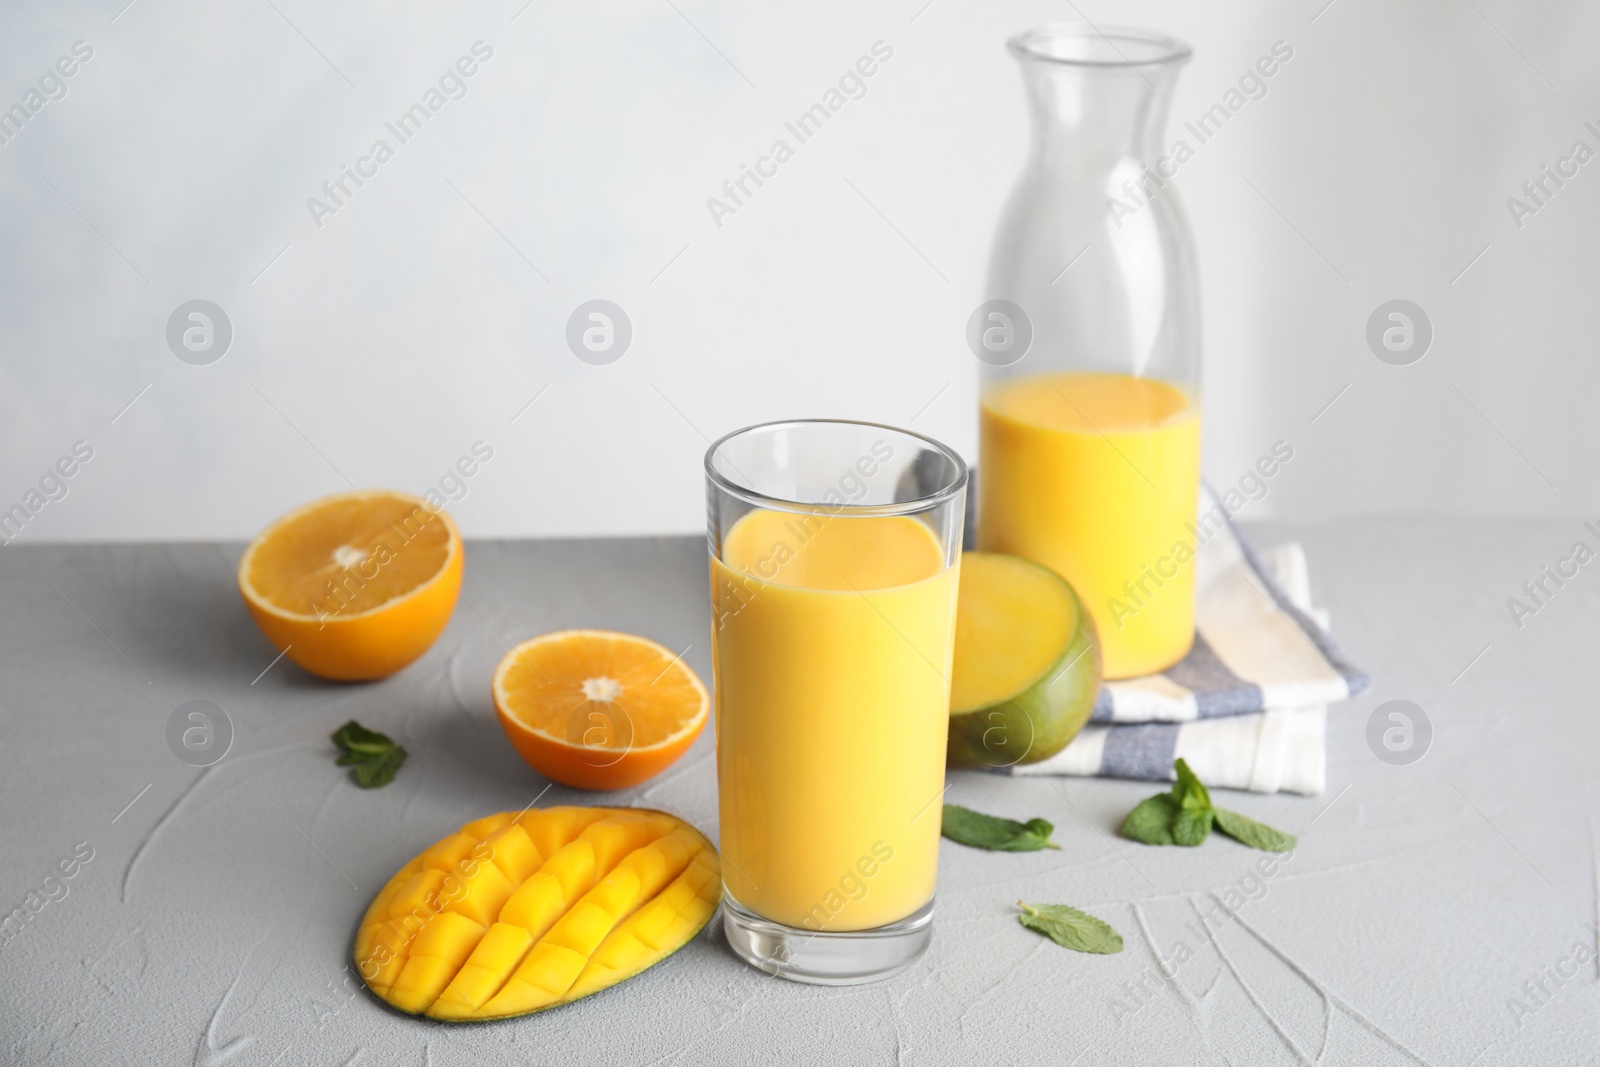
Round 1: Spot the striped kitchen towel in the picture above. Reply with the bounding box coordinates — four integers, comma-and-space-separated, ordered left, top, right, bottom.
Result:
1010, 542, 1340, 795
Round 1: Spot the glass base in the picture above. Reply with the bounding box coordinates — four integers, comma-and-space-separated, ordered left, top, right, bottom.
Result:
721, 896, 934, 985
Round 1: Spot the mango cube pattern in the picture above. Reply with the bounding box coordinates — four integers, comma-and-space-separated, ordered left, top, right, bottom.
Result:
354, 806, 721, 1020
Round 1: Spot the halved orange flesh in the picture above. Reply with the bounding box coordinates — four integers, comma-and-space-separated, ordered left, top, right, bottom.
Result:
238, 490, 461, 680
353, 806, 721, 1020
493, 631, 709, 791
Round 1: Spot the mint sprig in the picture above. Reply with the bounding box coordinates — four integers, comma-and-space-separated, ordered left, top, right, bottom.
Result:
1119, 759, 1296, 852
332, 720, 407, 788
942, 804, 1060, 851
1213, 808, 1297, 852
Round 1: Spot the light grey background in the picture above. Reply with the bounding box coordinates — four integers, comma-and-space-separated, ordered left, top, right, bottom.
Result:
0, 0, 1594, 542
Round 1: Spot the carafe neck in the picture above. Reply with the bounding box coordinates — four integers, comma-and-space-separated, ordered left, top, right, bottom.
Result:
1009, 27, 1190, 171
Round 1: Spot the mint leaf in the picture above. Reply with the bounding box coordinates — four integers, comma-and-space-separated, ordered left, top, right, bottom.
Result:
1171, 757, 1211, 811
1214, 808, 1297, 853
353, 746, 406, 789
332, 720, 395, 755
1017, 901, 1123, 954
1119, 794, 1179, 845
331, 720, 406, 789
942, 804, 1060, 851
1172, 805, 1214, 847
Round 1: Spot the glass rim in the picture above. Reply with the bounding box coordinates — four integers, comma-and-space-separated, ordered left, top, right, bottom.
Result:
704, 418, 969, 518
1007, 24, 1193, 69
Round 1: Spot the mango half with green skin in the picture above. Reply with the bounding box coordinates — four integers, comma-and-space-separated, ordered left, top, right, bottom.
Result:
354, 806, 720, 1021
947, 552, 1102, 768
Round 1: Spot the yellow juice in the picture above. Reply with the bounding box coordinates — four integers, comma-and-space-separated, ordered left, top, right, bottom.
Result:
711, 508, 958, 931
979, 371, 1201, 679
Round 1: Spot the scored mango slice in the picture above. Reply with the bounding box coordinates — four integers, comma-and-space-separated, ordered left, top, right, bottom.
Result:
353, 806, 720, 1021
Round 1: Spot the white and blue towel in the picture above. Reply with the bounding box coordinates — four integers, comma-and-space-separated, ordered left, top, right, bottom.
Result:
968, 484, 1368, 795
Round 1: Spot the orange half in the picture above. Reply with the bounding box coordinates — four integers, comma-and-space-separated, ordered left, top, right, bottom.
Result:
238, 490, 462, 681
493, 631, 708, 791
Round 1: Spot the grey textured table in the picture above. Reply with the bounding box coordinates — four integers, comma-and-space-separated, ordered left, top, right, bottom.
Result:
2, 520, 1596, 1065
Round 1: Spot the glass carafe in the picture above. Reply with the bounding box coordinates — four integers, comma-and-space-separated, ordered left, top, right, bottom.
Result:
978, 25, 1201, 680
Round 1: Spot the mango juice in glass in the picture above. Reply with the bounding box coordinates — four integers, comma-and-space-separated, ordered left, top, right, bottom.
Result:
705, 420, 966, 984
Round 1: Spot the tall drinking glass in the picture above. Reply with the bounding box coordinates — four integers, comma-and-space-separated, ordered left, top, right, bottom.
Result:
705, 420, 967, 984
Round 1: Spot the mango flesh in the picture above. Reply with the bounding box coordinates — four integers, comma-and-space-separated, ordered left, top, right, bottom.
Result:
354, 806, 721, 1020
948, 552, 1102, 768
